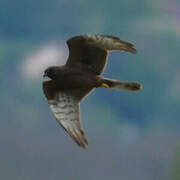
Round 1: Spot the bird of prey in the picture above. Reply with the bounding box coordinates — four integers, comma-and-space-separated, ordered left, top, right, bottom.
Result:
43, 34, 142, 148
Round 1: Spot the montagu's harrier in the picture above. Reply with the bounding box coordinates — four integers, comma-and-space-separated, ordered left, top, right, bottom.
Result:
43, 34, 142, 148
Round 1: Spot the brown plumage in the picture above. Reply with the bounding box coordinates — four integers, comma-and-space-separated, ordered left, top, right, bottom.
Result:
42, 34, 142, 148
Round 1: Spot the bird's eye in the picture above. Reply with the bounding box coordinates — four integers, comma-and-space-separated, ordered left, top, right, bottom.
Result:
44, 68, 57, 79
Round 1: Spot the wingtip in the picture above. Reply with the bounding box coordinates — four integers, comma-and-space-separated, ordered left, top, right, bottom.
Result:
129, 47, 137, 54
66, 128, 88, 149
79, 141, 88, 149
77, 135, 89, 149
119, 40, 137, 54
75, 137, 88, 149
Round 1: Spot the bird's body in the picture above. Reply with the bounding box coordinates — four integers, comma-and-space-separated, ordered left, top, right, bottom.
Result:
42, 34, 142, 148
51, 66, 101, 89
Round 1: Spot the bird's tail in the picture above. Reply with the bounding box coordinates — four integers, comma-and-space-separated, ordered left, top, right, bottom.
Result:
100, 78, 142, 91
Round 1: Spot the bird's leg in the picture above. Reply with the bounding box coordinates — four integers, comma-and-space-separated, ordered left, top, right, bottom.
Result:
101, 83, 110, 88
95, 76, 110, 88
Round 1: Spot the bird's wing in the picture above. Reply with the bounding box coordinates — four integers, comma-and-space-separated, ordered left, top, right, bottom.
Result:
66, 34, 136, 75
43, 80, 89, 148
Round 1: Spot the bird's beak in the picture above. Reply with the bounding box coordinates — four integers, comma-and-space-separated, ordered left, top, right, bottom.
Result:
43, 72, 47, 78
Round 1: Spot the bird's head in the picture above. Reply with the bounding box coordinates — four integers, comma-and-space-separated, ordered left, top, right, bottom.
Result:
43, 66, 59, 80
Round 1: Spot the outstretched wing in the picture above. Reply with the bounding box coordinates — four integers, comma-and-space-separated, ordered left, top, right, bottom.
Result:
66, 34, 136, 75
43, 80, 89, 148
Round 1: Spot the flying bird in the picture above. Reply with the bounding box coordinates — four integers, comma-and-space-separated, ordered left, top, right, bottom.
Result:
43, 34, 142, 148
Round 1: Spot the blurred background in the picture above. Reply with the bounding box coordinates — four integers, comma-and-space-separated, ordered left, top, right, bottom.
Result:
0, 0, 180, 179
